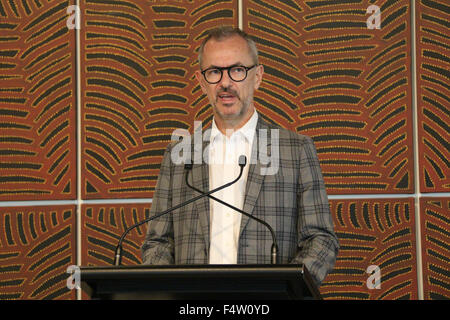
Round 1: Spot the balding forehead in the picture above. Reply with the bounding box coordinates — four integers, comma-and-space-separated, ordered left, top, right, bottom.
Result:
198, 32, 259, 68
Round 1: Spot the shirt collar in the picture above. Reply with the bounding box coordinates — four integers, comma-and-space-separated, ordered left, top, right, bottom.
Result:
210, 109, 258, 144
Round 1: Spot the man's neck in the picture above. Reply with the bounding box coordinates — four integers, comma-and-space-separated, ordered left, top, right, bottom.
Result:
214, 108, 256, 137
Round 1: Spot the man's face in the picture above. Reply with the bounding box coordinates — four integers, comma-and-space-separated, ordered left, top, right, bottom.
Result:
196, 35, 263, 130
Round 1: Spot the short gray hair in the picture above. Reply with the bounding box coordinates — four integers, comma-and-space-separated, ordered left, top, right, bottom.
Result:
198, 26, 259, 68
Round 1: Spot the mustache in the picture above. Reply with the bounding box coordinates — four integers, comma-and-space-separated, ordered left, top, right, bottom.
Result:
216, 86, 239, 97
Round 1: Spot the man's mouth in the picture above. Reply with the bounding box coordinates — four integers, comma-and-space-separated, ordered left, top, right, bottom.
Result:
217, 91, 238, 104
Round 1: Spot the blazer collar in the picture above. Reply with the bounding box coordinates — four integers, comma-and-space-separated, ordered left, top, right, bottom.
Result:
240, 116, 273, 237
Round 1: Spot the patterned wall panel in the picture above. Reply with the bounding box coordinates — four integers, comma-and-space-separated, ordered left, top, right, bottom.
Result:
0, 0, 446, 301
81, 203, 150, 266
244, 0, 414, 194
80, 0, 237, 199
416, 0, 450, 193
0, 206, 76, 299
320, 198, 418, 299
0, 0, 77, 200
420, 198, 449, 300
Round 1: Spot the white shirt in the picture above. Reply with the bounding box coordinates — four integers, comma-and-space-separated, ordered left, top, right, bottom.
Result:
208, 110, 258, 264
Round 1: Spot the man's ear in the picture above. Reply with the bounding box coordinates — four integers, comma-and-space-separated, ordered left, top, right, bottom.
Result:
254, 64, 264, 90
195, 70, 207, 94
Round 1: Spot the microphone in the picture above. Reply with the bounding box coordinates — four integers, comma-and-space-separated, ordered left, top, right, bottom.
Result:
185, 155, 279, 264
113, 157, 247, 266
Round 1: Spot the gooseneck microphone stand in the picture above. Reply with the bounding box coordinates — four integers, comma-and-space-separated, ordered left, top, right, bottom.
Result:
184, 157, 279, 264
113, 157, 247, 266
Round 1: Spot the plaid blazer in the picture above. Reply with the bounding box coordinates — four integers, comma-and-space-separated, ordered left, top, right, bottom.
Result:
141, 115, 339, 285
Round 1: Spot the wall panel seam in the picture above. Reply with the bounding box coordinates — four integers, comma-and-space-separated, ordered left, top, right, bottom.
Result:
411, 0, 424, 300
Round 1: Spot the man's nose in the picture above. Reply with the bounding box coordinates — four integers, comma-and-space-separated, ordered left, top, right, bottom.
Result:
219, 69, 232, 87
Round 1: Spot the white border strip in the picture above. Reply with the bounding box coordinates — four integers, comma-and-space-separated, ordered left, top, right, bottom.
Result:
0, 200, 77, 207
328, 194, 414, 200
411, 0, 424, 300
75, 0, 82, 300
3, 193, 448, 207
238, 0, 243, 30
328, 193, 450, 200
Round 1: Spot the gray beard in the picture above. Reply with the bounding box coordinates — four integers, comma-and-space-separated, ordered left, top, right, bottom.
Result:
212, 96, 253, 130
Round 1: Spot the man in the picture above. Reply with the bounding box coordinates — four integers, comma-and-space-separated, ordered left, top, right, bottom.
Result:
141, 26, 338, 286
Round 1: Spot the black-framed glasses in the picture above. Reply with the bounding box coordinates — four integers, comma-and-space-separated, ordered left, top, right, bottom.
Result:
201, 64, 257, 84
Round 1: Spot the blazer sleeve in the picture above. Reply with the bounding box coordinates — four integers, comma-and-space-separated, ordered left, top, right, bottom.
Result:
141, 144, 175, 265
290, 135, 339, 286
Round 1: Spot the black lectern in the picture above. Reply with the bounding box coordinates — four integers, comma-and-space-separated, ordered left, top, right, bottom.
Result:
80, 264, 322, 300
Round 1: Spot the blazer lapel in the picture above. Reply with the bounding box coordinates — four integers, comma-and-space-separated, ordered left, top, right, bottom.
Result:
239, 118, 272, 237
191, 128, 211, 249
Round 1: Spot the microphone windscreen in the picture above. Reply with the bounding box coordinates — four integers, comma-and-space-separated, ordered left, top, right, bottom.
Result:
238, 155, 247, 167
